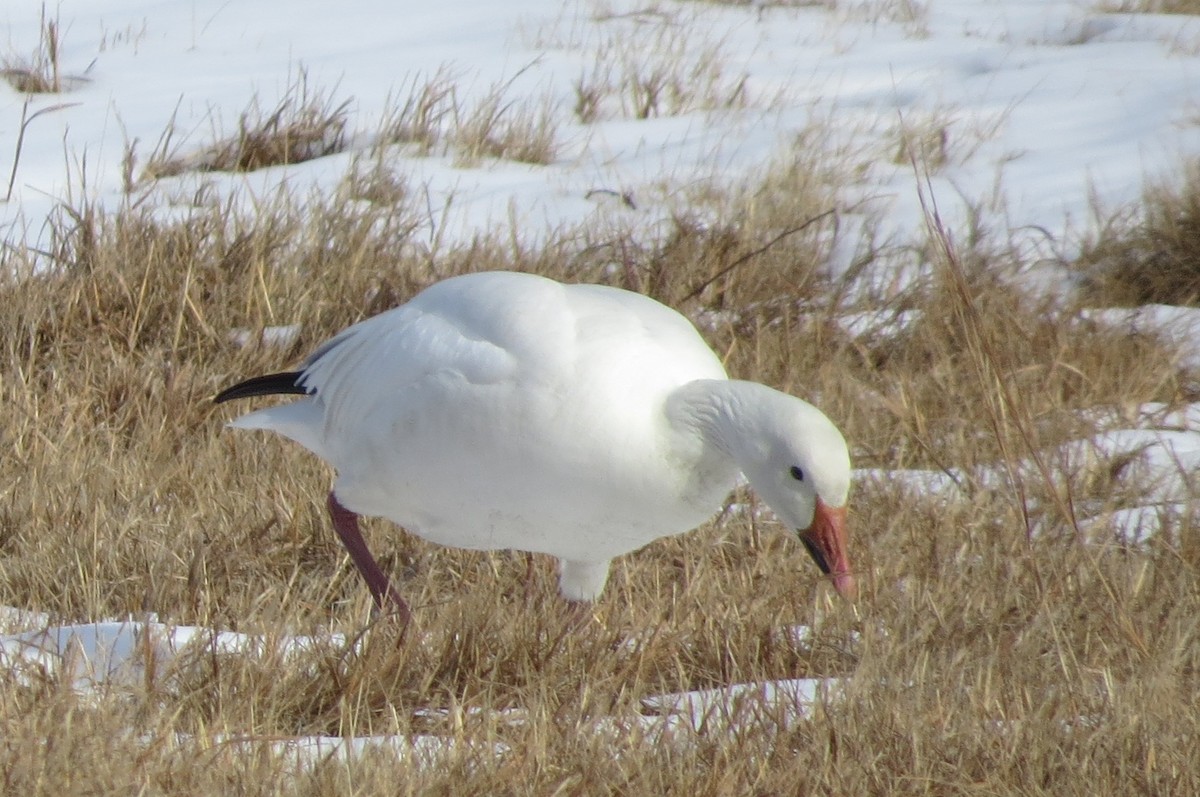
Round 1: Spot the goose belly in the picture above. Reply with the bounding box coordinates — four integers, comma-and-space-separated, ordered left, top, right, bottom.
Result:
328, 388, 735, 562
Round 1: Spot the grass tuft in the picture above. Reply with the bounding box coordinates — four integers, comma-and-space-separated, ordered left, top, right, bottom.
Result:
1, 5, 78, 94
141, 71, 351, 179
450, 83, 560, 167
378, 68, 459, 155
1075, 161, 1200, 306
572, 13, 751, 122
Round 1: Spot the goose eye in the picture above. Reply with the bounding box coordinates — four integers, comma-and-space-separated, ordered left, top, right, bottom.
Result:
789, 465, 804, 482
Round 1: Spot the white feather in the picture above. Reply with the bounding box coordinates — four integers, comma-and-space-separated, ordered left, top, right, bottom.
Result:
226, 271, 850, 601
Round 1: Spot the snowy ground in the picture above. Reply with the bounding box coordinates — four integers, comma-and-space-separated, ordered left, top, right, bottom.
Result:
4, 1, 1200, 258
3, 0, 1200, 768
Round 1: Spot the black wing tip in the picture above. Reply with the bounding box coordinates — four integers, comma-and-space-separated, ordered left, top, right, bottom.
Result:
213, 371, 310, 404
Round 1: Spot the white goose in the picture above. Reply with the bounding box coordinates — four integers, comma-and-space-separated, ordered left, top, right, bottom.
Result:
216, 271, 853, 621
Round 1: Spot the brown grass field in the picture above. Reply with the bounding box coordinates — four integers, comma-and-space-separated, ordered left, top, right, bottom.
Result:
1, 60, 1199, 796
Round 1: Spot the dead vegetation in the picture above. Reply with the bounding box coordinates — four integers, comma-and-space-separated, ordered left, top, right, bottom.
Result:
1102, 0, 1200, 11
448, 77, 561, 167
0, 74, 1199, 797
379, 68, 459, 154
139, 72, 352, 181
1075, 161, 1200, 306
133, 65, 561, 187
571, 15, 751, 122
1, 4, 87, 94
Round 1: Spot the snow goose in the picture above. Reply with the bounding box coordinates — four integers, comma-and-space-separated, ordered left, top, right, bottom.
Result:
215, 271, 853, 621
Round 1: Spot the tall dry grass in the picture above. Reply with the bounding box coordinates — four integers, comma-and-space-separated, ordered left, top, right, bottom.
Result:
0, 105, 1197, 794
1, 4, 72, 94
1075, 161, 1200, 307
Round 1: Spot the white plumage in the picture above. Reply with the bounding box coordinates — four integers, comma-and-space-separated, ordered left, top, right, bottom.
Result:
218, 271, 853, 615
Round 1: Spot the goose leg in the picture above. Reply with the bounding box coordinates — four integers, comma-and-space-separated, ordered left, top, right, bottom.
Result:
327, 492, 411, 623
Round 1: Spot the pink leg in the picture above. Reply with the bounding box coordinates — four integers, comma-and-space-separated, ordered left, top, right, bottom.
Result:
327, 492, 411, 623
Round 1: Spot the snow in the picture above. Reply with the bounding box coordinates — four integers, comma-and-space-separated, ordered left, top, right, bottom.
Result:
0, 613, 344, 693
248, 733, 493, 769
3, 0, 1200, 769
229, 323, 304, 349
850, 396, 1200, 557
4, 1, 1200, 263
640, 677, 842, 732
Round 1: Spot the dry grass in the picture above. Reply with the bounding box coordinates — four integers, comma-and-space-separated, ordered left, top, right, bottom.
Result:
136, 66, 560, 185
378, 68, 459, 155
0, 4, 82, 94
0, 113, 1198, 793
1101, 0, 1200, 11
449, 78, 560, 167
886, 105, 1013, 174
139, 72, 352, 181
836, 0, 930, 34
1075, 161, 1200, 306
570, 12, 751, 122
679, 0, 834, 7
